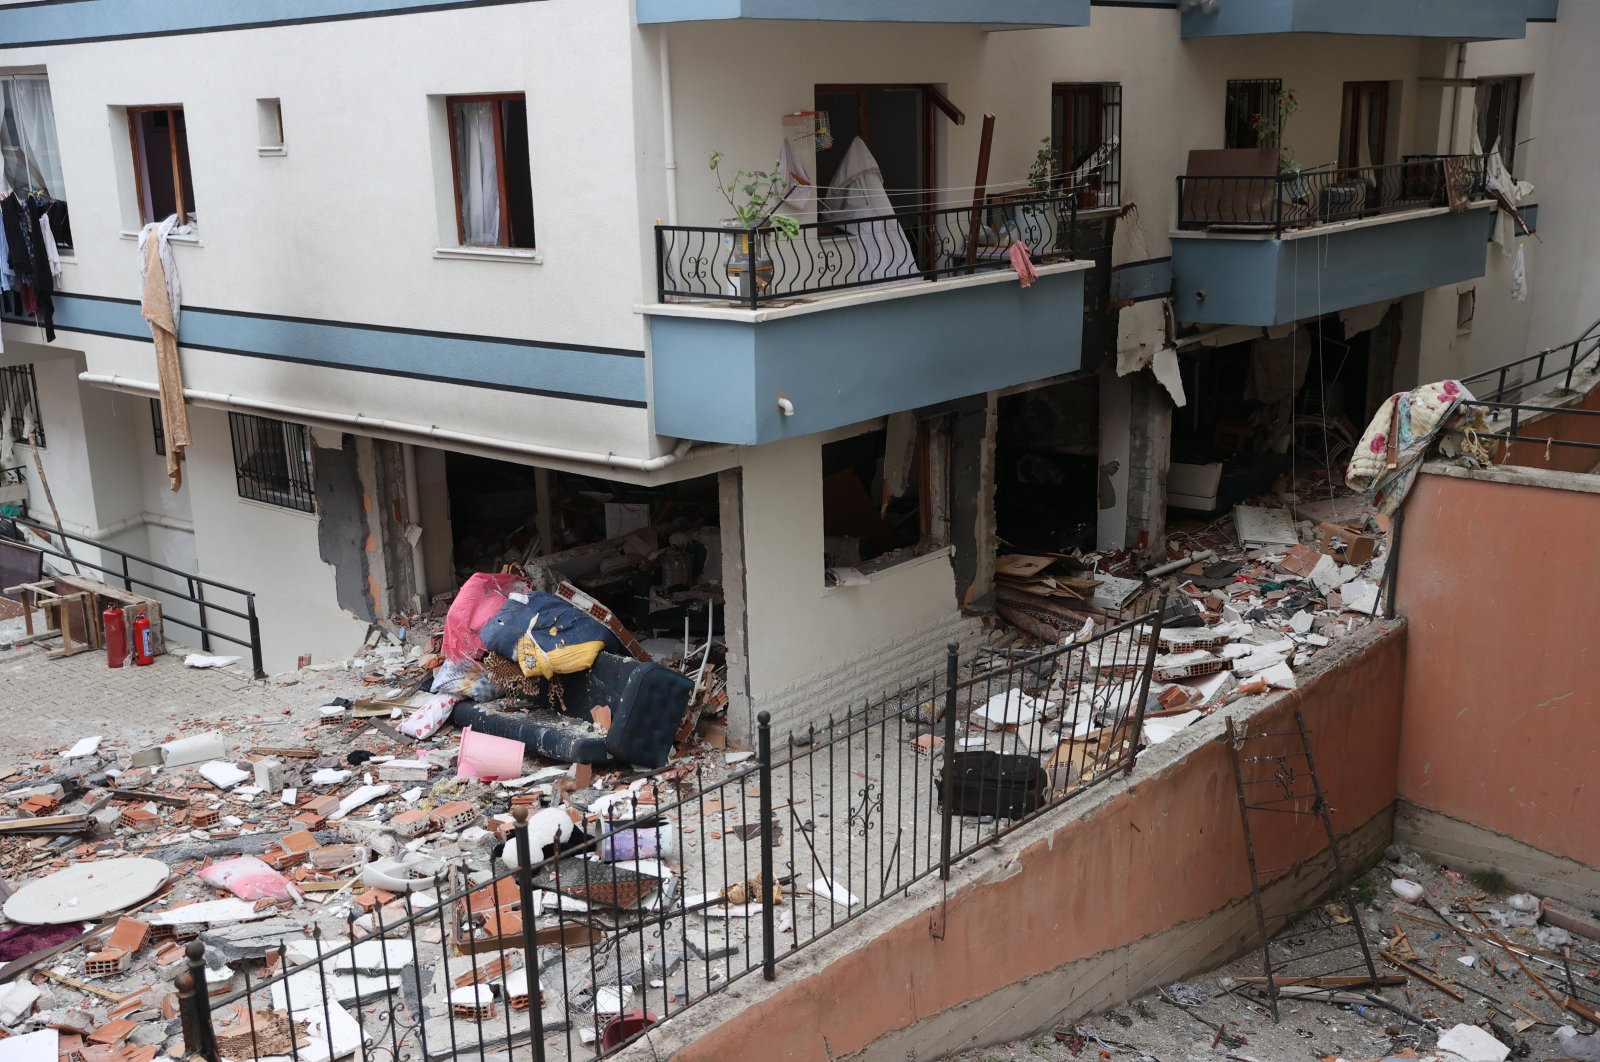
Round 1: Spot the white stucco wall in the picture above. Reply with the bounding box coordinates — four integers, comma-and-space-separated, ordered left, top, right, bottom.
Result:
182, 406, 367, 672
731, 430, 961, 699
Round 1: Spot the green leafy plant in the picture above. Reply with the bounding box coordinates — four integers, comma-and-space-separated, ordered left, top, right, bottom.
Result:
1250, 88, 1301, 174
1028, 137, 1063, 194
709, 151, 801, 239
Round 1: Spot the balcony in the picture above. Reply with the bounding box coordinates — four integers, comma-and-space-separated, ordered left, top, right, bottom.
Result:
645, 195, 1090, 446
1179, 0, 1550, 40
1169, 156, 1497, 327
636, 0, 1088, 25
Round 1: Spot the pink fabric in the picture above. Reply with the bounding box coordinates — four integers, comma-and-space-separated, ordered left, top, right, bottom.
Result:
1008, 241, 1038, 288
443, 572, 530, 662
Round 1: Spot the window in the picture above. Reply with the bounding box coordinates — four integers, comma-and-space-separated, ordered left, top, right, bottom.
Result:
150, 397, 165, 457
1476, 76, 1524, 175
128, 105, 196, 226
229, 412, 314, 512
0, 75, 70, 248
1457, 288, 1476, 334
1225, 78, 1283, 150
821, 415, 950, 584
1339, 81, 1392, 170
257, 98, 284, 154
446, 94, 534, 248
1051, 82, 1122, 207
0, 365, 44, 447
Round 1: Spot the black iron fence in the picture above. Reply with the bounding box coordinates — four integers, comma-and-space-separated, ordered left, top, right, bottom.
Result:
1461, 316, 1600, 403
1176, 155, 1488, 235
180, 608, 1165, 1060
655, 193, 1080, 310
11, 516, 264, 677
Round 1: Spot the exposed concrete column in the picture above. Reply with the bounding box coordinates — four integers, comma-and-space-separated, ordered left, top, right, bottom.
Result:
412, 446, 455, 600
1097, 367, 1132, 551
949, 394, 996, 608
1125, 373, 1172, 556
716, 466, 753, 742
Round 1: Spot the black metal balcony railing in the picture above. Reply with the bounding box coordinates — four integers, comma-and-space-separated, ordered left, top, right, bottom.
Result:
1176, 155, 1489, 235
655, 193, 1080, 310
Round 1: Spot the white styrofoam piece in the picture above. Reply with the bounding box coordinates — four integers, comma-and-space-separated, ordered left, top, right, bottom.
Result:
975, 689, 1048, 727
183, 653, 241, 669
62, 736, 102, 759
1141, 711, 1203, 745
4, 857, 170, 925
160, 732, 227, 767
809, 878, 862, 907
1233, 505, 1299, 546
1343, 578, 1382, 615
329, 784, 391, 822
1233, 651, 1288, 676
198, 760, 250, 789
149, 898, 273, 926
0, 1028, 57, 1062
0, 982, 42, 1024
1261, 662, 1298, 690
1436, 1023, 1510, 1062
1289, 611, 1315, 634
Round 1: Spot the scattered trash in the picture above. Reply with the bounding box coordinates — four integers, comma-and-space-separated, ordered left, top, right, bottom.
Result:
183, 653, 242, 669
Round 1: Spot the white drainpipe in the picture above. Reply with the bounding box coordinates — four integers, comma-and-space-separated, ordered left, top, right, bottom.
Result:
660, 29, 679, 225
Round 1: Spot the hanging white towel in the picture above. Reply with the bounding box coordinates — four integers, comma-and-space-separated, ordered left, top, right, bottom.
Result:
778, 138, 815, 215
1510, 244, 1527, 302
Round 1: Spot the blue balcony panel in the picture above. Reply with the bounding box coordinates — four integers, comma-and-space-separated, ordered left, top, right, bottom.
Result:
1180, 0, 1541, 40
636, 0, 1088, 26
647, 263, 1088, 446
1171, 205, 1495, 328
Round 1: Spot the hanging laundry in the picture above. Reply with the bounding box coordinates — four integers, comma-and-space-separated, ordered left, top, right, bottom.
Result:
1510, 244, 1528, 302
139, 215, 191, 491
1007, 240, 1038, 288
778, 138, 815, 215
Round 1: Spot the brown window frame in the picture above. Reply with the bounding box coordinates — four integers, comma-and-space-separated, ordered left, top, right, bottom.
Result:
127, 104, 194, 226
444, 92, 533, 249
1339, 81, 1392, 171
1051, 81, 1123, 207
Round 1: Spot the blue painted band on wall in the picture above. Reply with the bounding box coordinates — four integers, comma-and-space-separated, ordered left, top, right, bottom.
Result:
1, 292, 646, 407
636, 0, 1088, 23
0, 0, 547, 49
1110, 258, 1172, 304
1181, 0, 1538, 39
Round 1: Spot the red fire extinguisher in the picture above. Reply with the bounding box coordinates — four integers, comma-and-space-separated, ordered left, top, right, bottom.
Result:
103, 606, 126, 669
132, 614, 156, 666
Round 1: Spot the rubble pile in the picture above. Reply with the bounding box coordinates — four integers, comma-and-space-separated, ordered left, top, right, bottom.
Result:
0, 563, 761, 1060
966, 489, 1391, 780
961, 849, 1600, 1062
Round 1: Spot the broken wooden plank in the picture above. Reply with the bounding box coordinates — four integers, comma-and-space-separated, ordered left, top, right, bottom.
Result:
0, 814, 89, 834
1234, 974, 1405, 988
1378, 949, 1465, 1001
107, 789, 189, 807
248, 747, 318, 759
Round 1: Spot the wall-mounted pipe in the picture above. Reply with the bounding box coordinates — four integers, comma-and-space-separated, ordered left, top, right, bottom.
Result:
659, 29, 679, 226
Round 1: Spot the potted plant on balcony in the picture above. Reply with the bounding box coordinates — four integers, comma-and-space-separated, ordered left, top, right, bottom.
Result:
710, 152, 801, 301
1016, 137, 1065, 251
1251, 88, 1309, 206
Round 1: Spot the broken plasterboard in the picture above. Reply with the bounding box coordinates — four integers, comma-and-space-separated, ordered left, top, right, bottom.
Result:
1233, 505, 1299, 547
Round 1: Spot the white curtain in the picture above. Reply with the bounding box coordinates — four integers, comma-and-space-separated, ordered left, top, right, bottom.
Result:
454, 101, 501, 245
819, 137, 918, 285
6, 79, 65, 198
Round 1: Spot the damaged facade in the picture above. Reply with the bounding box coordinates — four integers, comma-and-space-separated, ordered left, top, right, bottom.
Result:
0, 0, 1583, 746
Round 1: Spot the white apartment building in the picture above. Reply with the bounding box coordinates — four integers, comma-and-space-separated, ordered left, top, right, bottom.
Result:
0, 0, 1587, 739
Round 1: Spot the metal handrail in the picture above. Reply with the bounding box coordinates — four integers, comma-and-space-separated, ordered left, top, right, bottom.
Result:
12, 516, 264, 677
655, 192, 1080, 310
1461, 317, 1600, 403
1176, 155, 1488, 236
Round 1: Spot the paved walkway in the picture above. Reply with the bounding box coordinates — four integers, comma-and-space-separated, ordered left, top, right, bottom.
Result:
0, 611, 353, 765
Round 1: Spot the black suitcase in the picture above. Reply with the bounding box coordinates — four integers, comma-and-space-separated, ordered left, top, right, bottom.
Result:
939, 751, 1047, 820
